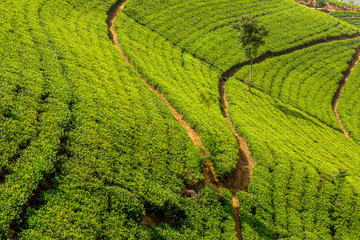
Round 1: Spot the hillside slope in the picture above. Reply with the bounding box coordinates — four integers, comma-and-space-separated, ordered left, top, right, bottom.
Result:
0, 0, 235, 239
1, 0, 360, 239
116, 0, 360, 238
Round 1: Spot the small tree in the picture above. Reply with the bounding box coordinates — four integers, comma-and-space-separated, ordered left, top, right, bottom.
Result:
233, 15, 268, 92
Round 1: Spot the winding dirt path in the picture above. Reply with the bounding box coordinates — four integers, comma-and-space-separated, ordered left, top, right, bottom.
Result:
107, 1, 205, 149
219, 35, 360, 239
332, 48, 360, 139
219, 78, 255, 240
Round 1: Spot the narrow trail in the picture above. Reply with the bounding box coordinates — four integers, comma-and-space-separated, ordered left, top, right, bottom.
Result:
219, 78, 255, 240
107, 1, 221, 187
294, 0, 360, 138
106, 1, 206, 150
218, 34, 360, 238
332, 48, 360, 139
223, 35, 360, 140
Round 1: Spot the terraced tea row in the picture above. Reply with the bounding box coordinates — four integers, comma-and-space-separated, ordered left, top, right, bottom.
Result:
233, 39, 360, 130
123, 0, 359, 70
0, 0, 73, 236
226, 80, 360, 239
3, 0, 360, 239
331, 10, 360, 28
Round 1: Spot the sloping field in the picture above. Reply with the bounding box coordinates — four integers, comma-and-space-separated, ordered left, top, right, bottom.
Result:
116, 13, 238, 177
226, 79, 360, 239
331, 11, 360, 28
0, 0, 236, 239
233, 39, 360, 129
2, 0, 360, 239
122, 0, 359, 70
116, 0, 360, 239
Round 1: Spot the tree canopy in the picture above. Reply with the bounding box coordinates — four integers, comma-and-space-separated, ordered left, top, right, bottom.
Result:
233, 15, 268, 91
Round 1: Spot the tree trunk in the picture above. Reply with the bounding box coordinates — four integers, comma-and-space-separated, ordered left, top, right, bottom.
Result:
248, 59, 253, 92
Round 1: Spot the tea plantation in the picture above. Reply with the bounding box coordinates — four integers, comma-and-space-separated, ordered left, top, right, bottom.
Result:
226, 79, 360, 239
0, 0, 235, 239
2, 0, 360, 239
123, 0, 359, 70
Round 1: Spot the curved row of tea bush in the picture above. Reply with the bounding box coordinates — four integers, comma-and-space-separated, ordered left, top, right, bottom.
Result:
226, 79, 360, 239
338, 62, 360, 143
233, 38, 360, 130
3, 0, 360, 238
0, 0, 237, 239
0, 0, 72, 235
330, 10, 360, 28
123, 0, 359, 71
116, 13, 239, 177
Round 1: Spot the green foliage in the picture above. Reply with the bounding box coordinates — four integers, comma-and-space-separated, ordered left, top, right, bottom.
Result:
318, 0, 327, 8
234, 38, 360, 129
226, 79, 360, 239
0, 0, 234, 238
330, 11, 360, 28
233, 15, 268, 60
116, 13, 238, 176
123, 0, 359, 71
2, 0, 360, 238
0, 0, 73, 235
333, 168, 349, 184
233, 14, 268, 91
